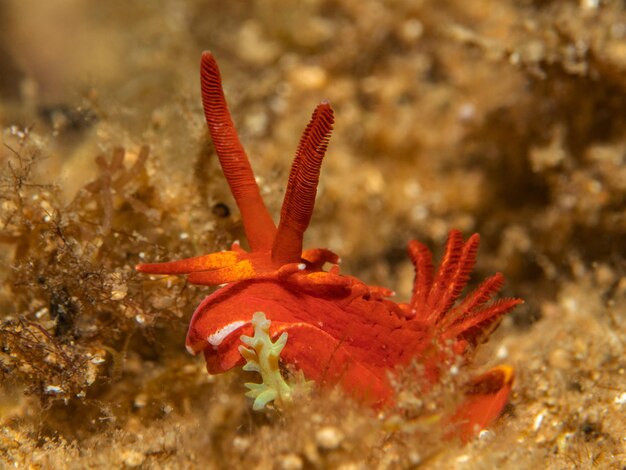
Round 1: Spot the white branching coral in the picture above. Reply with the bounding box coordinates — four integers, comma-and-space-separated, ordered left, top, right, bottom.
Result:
239, 312, 293, 410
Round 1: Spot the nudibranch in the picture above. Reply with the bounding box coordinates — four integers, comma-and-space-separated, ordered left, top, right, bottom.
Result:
137, 52, 522, 437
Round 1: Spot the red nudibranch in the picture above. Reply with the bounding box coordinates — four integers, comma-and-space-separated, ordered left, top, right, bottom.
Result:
137, 52, 522, 438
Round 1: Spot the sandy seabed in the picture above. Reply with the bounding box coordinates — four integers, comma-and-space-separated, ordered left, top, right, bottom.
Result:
1, 1, 625, 468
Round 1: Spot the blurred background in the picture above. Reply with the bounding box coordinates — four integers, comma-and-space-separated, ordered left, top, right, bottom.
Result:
1, 0, 626, 468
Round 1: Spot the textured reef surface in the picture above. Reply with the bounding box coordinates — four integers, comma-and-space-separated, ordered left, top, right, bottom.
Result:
1, 1, 625, 468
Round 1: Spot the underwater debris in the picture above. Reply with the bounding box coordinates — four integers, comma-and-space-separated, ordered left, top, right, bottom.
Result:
239, 312, 292, 410
0, 139, 196, 410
